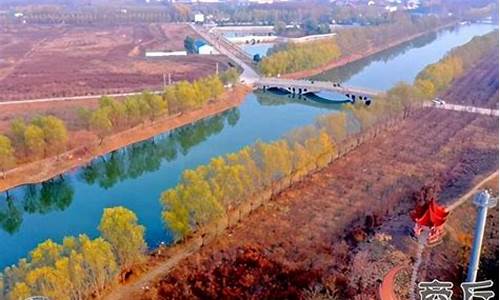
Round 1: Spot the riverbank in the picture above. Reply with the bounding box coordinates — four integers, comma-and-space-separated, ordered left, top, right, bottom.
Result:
0, 85, 251, 192
282, 22, 456, 79
122, 53, 498, 299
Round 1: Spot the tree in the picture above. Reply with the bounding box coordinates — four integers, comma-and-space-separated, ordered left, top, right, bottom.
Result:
78, 235, 118, 296
90, 108, 113, 144
315, 112, 348, 143
161, 189, 191, 240
184, 36, 195, 54
219, 68, 240, 85
24, 125, 46, 159
142, 92, 167, 120
98, 207, 146, 279
415, 79, 436, 99
10, 118, 26, 151
8, 282, 30, 300
33, 116, 68, 155
273, 20, 287, 34
77, 107, 93, 129
174, 81, 198, 110
178, 169, 224, 226
304, 18, 318, 35
29, 239, 62, 268
0, 135, 16, 177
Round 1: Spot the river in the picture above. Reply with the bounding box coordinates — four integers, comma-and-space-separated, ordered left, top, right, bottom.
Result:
0, 23, 496, 269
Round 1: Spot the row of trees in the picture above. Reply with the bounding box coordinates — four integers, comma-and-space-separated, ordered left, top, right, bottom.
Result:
415, 29, 498, 99
0, 116, 69, 176
0, 207, 146, 300
78, 73, 232, 144
161, 128, 336, 240
0, 31, 495, 299
0, 70, 239, 175
161, 29, 499, 241
260, 14, 450, 77
259, 39, 342, 76
334, 14, 449, 54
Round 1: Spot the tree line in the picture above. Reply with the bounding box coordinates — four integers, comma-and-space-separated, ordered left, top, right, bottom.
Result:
415, 29, 498, 98
0, 70, 239, 176
0, 116, 69, 177
259, 39, 341, 76
0, 207, 146, 300
0, 30, 495, 299
162, 29, 498, 241
260, 14, 451, 77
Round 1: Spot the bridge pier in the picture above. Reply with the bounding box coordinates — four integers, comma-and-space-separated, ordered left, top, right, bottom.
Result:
346, 93, 372, 106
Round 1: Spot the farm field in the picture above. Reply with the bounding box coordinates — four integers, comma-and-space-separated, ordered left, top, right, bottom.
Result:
0, 23, 229, 101
132, 51, 499, 300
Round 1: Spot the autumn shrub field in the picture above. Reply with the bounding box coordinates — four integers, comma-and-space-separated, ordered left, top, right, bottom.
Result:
150, 245, 324, 300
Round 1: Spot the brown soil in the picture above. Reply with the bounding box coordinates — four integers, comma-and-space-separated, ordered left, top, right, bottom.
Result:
0, 85, 251, 192
281, 23, 455, 80
0, 23, 229, 101
124, 53, 498, 299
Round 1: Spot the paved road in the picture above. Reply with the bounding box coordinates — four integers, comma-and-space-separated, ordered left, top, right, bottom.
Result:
424, 102, 499, 116
0, 90, 163, 106
190, 24, 260, 84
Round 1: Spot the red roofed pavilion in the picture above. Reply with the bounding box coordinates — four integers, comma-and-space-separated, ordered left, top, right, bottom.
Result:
411, 199, 449, 244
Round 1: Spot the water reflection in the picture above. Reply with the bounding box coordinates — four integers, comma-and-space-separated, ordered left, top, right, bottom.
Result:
255, 89, 347, 110
0, 176, 74, 234
0, 108, 240, 233
311, 31, 438, 82
82, 108, 240, 188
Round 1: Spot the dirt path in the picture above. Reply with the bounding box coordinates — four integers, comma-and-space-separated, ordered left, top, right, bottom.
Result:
380, 266, 404, 300
447, 170, 499, 211
378, 169, 498, 300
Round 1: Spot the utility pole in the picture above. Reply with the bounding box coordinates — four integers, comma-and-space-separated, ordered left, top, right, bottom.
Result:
162, 73, 166, 90
466, 190, 497, 282
168, 73, 172, 85
215, 62, 219, 75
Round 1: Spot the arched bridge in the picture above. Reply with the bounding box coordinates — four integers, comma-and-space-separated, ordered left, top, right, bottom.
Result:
257, 78, 382, 103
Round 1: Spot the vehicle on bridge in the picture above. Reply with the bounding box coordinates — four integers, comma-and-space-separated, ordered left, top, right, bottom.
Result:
432, 97, 446, 105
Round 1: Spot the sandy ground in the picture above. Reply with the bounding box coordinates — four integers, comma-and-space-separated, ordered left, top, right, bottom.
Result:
0, 85, 251, 192
122, 52, 498, 299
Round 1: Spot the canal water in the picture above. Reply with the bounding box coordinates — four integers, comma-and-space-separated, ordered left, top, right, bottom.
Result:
0, 23, 496, 268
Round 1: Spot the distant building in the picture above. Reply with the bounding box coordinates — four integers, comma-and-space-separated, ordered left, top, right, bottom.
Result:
194, 39, 219, 55
198, 44, 218, 55
385, 5, 398, 12
194, 13, 205, 24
